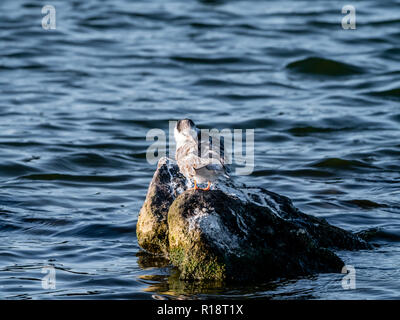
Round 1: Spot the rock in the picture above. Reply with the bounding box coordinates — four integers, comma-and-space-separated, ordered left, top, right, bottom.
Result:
137, 157, 371, 281
136, 158, 187, 255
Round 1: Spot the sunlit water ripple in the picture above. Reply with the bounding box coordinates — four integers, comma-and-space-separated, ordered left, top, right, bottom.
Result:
0, 0, 399, 299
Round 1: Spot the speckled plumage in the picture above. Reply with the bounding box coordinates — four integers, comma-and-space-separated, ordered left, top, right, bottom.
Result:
174, 119, 229, 185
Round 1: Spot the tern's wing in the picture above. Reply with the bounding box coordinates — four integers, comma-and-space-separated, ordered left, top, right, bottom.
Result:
197, 133, 223, 162
176, 141, 204, 178
197, 132, 231, 175
177, 148, 220, 174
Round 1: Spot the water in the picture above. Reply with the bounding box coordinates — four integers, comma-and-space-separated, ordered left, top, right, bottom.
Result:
0, 0, 399, 299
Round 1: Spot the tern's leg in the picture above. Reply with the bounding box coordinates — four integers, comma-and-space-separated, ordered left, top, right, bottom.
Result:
201, 181, 211, 191
190, 180, 199, 190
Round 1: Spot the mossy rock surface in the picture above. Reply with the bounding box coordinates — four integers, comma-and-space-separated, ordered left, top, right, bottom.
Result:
136, 158, 187, 255
137, 157, 371, 281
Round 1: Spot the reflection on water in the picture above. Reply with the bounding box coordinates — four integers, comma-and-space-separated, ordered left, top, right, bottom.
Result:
0, 0, 399, 299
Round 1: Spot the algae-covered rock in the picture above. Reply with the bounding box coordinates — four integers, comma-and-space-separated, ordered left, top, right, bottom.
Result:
136, 158, 187, 255
137, 157, 371, 281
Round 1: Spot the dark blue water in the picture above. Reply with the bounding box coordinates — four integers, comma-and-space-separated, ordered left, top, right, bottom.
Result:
0, 0, 399, 299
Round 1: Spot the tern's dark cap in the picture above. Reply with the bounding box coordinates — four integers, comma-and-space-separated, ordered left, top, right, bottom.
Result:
176, 119, 196, 132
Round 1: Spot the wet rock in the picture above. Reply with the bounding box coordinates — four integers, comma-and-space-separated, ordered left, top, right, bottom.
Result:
136, 158, 187, 255
136, 157, 371, 281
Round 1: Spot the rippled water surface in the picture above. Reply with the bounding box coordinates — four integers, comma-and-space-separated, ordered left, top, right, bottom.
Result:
1, 0, 399, 299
